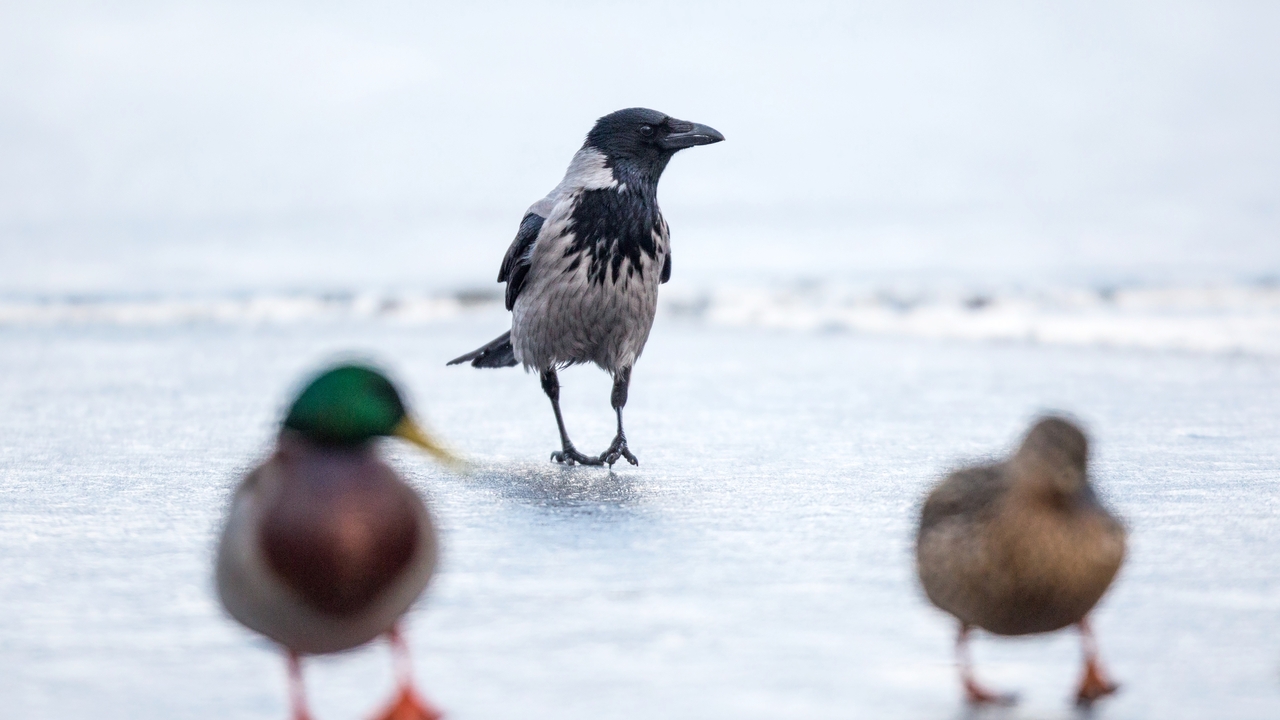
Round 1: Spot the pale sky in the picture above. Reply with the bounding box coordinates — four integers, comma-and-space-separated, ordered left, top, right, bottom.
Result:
1, 1, 1277, 292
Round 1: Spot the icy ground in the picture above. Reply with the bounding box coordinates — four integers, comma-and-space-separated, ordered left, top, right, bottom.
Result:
0, 317, 1277, 719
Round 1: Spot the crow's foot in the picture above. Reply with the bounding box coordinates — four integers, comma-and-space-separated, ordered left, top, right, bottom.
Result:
599, 435, 638, 467
551, 445, 603, 466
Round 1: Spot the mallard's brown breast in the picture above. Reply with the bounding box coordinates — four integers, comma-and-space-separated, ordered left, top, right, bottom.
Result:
260, 444, 423, 617
918, 473, 1125, 636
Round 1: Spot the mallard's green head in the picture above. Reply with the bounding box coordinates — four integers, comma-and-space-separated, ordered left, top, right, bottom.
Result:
283, 364, 458, 463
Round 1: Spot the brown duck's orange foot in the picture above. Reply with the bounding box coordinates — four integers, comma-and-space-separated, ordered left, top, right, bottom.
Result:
963, 677, 1018, 706
1075, 658, 1120, 706
371, 686, 443, 720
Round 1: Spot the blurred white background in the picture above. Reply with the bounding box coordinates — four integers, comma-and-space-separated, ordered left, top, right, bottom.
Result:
2, 0, 1278, 294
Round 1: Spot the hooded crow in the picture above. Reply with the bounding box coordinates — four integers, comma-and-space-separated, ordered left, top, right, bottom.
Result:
448, 108, 724, 466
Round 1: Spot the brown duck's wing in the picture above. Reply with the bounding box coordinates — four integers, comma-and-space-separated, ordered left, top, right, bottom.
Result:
918, 463, 1010, 537
260, 448, 429, 617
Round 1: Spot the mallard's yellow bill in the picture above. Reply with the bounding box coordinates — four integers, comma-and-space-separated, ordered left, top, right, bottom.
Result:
394, 417, 466, 469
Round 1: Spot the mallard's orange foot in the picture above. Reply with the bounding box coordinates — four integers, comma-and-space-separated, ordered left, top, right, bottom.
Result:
372, 686, 443, 720
1075, 658, 1120, 706
963, 677, 1017, 706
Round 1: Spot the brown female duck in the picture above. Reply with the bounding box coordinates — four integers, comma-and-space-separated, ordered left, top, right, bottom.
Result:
216, 364, 459, 720
916, 416, 1126, 706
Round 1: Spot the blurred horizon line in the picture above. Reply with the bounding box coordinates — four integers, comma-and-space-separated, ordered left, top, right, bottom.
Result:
2, 278, 1277, 357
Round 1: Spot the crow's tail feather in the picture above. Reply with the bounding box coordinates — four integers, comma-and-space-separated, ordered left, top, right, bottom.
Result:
447, 330, 518, 368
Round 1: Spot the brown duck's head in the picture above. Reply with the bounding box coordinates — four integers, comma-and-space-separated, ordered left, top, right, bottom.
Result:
1011, 416, 1090, 497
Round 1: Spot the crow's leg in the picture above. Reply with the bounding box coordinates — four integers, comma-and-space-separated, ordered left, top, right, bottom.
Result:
1074, 616, 1119, 705
542, 369, 602, 466
956, 623, 1017, 706
599, 367, 639, 467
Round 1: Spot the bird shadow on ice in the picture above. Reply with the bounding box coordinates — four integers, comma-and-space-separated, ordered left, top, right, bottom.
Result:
945, 704, 1103, 720
464, 461, 643, 511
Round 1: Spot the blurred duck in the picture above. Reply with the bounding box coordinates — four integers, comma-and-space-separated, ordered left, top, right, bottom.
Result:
915, 416, 1126, 706
216, 364, 458, 720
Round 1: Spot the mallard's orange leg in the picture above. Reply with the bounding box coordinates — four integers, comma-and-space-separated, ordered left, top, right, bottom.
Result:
370, 625, 443, 720
1075, 617, 1120, 705
956, 623, 1017, 706
286, 650, 314, 720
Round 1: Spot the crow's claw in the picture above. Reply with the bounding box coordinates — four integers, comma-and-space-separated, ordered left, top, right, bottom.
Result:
551, 446, 603, 466
599, 435, 639, 467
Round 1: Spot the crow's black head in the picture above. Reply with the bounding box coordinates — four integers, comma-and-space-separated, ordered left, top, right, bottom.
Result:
584, 108, 724, 182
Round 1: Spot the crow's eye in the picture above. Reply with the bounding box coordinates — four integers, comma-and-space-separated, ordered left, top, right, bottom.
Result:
638, 125, 654, 138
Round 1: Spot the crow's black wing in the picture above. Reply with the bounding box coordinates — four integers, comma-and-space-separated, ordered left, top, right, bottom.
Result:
658, 216, 671, 284
498, 212, 546, 311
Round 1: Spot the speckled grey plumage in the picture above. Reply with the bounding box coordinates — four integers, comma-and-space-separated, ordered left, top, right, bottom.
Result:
511, 148, 669, 374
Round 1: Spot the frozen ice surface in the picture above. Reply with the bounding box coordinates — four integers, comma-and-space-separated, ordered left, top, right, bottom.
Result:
0, 318, 1277, 719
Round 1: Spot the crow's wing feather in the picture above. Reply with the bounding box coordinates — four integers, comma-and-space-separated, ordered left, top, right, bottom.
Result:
498, 212, 546, 311
658, 216, 671, 283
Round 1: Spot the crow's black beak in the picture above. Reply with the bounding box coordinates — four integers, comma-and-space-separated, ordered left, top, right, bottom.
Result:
660, 121, 725, 150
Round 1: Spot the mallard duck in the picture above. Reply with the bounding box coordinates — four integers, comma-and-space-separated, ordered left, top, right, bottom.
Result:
916, 416, 1126, 706
216, 364, 458, 720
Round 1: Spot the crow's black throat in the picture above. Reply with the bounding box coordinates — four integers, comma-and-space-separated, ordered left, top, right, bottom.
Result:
562, 186, 662, 286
